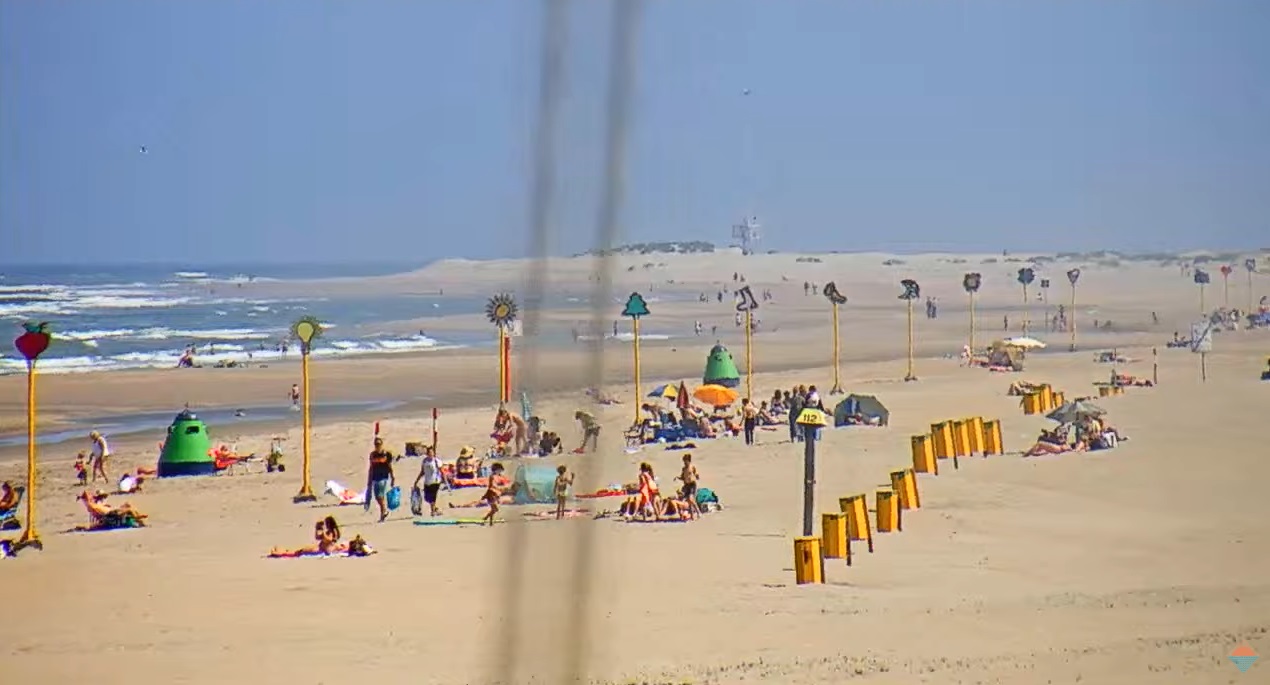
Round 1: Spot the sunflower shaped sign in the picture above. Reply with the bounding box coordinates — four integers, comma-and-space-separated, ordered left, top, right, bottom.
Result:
485, 293, 519, 329
962, 272, 981, 294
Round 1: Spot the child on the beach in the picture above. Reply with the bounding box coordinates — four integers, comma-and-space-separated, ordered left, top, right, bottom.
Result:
554, 464, 574, 520
74, 452, 88, 486
675, 454, 699, 503
482, 463, 506, 527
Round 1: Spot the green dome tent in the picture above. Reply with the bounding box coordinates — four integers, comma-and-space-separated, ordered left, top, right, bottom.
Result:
832, 394, 890, 427
157, 409, 215, 477
512, 463, 559, 504
702, 344, 741, 388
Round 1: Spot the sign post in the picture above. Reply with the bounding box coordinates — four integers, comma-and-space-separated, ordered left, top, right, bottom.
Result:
795, 408, 829, 537
823, 282, 847, 394
963, 272, 981, 355
1247, 258, 1259, 316
291, 316, 323, 503
1193, 269, 1210, 315
485, 294, 519, 405
1220, 265, 1233, 308
1066, 269, 1081, 352
735, 286, 759, 399
899, 279, 921, 381
13, 322, 52, 551
1017, 267, 1036, 335
1190, 320, 1214, 383
622, 293, 650, 424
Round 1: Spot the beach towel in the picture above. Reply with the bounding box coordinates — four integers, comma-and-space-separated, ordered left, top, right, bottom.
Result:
522, 509, 590, 519
413, 517, 488, 526
324, 480, 366, 505
268, 545, 377, 559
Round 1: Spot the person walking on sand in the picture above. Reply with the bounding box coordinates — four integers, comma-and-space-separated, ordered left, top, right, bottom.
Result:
482, 463, 506, 526
89, 431, 111, 483
675, 454, 699, 502
412, 445, 444, 517
365, 437, 395, 522
554, 464, 573, 520
289, 384, 301, 411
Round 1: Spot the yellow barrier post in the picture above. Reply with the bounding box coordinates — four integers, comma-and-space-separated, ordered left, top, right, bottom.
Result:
981, 419, 1004, 455
821, 512, 848, 560
930, 420, 955, 464
876, 489, 900, 533
1039, 384, 1055, 412
951, 419, 971, 459
1098, 385, 1111, 398
1053, 391, 1065, 408
967, 416, 985, 455
1022, 393, 1042, 415
911, 434, 938, 475
839, 495, 874, 553
794, 536, 824, 585
890, 468, 920, 509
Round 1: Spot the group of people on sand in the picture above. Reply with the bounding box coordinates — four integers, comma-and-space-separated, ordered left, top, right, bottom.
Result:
617, 456, 703, 522
1024, 412, 1127, 457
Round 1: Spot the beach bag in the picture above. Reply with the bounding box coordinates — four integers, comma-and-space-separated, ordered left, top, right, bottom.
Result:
386, 486, 402, 511
409, 486, 424, 516
695, 487, 720, 512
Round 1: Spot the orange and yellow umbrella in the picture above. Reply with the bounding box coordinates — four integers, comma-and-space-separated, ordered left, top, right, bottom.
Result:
693, 384, 739, 407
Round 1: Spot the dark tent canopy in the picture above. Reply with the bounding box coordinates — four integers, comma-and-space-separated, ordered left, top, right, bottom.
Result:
833, 394, 890, 427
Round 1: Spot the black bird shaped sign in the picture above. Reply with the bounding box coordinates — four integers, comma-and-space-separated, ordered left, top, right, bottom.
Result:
899, 279, 920, 300
822, 282, 847, 305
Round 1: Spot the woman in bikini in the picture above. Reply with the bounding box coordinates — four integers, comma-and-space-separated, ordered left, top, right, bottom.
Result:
635, 462, 660, 520
269, 516, 342, 557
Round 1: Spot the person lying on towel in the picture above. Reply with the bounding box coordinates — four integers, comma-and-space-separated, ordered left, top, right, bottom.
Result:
76, 489, 147, 529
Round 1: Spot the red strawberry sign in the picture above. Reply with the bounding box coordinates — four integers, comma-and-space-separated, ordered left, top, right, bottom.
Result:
1220, 265, 1233, 276
15, 322, 52, 362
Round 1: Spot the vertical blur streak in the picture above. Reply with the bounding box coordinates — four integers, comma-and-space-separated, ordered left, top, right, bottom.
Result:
568, 1, 643, 684
493, 1, 569, 684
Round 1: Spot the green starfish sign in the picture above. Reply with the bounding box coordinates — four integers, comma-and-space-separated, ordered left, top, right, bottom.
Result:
622, 292, 650, 318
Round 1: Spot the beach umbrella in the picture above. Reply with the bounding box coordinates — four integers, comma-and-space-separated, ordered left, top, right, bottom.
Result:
1045, 399, 1106, 424
693, 384, 739, 407
676, 381, 690, 409
1004, 336, 1047, 350
647, 384, 677, 400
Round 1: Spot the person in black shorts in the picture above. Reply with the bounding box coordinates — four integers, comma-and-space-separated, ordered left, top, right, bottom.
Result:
676, 453, 699, 502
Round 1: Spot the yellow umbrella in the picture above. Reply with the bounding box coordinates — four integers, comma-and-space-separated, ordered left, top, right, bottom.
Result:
693, 384, 739, 407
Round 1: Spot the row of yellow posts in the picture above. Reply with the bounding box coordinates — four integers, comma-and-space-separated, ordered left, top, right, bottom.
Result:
794, 415, 1006, 584
1020, 383, 1066, 415
1097, 385, 1126, 398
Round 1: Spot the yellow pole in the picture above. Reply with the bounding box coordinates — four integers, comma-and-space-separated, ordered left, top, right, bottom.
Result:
1250, 270, 1256, 316
968, 291, 976, 355
632, 317, 641, 425
16, 361, 41, 549
744, 309, 753, 400
1069, 283, 1077, 352
904, 298, 916, 381
294, 351, 315, 502
498, 326, 507, 404
1022, 284, 1030, 334
830, 303, 841, 393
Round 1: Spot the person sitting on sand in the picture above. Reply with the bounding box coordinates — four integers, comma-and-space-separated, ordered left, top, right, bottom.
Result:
538, 431, 562, 456
454, 446, 480, 480
1024, 428, 1085, 457
77, 489, 147, 527
269, 516, 343, 557
0, 481, 19, 513
660, 495, 698, 521
491, 409, 514, 448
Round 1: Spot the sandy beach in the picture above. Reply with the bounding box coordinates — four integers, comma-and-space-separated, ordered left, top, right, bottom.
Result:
1, 250, 1268, 684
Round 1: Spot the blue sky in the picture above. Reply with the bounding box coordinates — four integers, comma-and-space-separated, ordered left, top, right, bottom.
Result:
2, 1, 1267, 265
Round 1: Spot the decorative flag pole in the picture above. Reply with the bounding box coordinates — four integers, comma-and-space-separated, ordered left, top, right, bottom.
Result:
622, 293, 651, 424
823, 283, 847, 395
899, 279, 921, 382
1220, 265, 1233, 308
431, 408, 439, 452
1247, 258, 1258, 316
292, 316, 323, 503
1193, 269, 1210, 315
962, 273, 981, 356
485, 294, 519, 405
14, 322, 52, 551
1066, 268, 1081, 352
735, 286, 759, 400
1016, 267, 1035, 335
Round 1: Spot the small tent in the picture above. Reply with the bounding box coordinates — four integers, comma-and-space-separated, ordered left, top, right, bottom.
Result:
833, 394, 890, 427
702, 344, 741, 388
158, 409, 215, 477
512, 463, 558, 504
988, 345, 1023, 371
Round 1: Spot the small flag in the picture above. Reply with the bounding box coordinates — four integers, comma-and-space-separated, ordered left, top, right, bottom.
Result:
1229, 644, 1258, 673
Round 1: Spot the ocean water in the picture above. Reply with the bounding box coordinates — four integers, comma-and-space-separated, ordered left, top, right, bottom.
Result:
0, 263, 691, 375
0, 262, 489, 375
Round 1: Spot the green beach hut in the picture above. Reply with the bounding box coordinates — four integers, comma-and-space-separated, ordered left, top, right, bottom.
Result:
702, 344, 741, 388
157, 409, 216, 477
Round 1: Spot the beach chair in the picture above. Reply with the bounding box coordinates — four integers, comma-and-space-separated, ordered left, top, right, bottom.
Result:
0, 486, 25, 530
